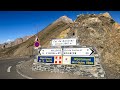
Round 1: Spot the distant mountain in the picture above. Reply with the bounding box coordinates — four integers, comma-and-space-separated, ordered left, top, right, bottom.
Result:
0, 13, 120, 78
0, 35, 32, 49
0, 15, 73, 57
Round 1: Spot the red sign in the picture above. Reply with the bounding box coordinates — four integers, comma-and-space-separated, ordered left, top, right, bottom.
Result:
54, 56, 62, 64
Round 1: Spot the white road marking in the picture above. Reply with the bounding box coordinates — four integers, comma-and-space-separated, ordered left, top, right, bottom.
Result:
16, 68, 33, 79
7, 66, 12, 72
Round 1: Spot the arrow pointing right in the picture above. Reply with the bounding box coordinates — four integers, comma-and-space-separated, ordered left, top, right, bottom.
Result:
89, 48, 94, 55
63, 48, 94, 56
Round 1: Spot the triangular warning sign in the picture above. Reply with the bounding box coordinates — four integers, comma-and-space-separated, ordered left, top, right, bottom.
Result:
34, 36, 41, 49
35, 36, 39, 42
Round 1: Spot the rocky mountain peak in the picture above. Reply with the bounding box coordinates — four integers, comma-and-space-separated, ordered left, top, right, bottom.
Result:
1, 12, 120, 78
102, 12, 112, 18
53, 15, 73, 24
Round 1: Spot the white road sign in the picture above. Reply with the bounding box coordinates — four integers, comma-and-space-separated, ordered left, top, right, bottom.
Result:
63, 48, 93, 56
62, 56, 71, 64
39, 48, 62, 56
51, 38, 77, 46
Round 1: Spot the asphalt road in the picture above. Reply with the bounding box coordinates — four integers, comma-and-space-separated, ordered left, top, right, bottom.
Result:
0, 56, 96, 79
0, 57, 31, 79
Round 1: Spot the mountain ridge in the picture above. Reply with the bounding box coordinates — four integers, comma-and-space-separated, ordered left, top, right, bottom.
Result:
0, 35, 33, 49
0, 12, 120, 78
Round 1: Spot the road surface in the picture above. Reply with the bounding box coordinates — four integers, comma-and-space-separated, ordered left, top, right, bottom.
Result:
0, 57, 31, 79
0, 57, 95, 79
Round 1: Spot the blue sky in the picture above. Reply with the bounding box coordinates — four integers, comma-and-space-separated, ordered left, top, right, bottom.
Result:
0, 11, 120, 44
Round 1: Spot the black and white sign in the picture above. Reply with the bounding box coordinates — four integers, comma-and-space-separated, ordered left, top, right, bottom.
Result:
51, 38, 77, 46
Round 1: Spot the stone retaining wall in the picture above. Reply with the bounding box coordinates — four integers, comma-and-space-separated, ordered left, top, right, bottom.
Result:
32, 54, 106, 79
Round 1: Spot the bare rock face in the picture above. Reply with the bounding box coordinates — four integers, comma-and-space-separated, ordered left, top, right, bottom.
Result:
22, 36, 32, 42
4, 43, 11, 48
0, 15, 72, 58
68, 13, 120, 78
113, 22, 120, 30
102, 12, 112, 18
0, 35, 33, 49
53, 15, 73, 24
1, 13, 120, 78
14, 38, 23, 46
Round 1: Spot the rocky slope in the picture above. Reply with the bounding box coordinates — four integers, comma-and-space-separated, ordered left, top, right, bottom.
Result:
0, 36, 32, 49
68, 12, 120, 78
0, 15, 73, 57
0, 12, 120, 78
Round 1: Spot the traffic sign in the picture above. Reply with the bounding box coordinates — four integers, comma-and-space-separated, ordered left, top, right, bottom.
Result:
71, 56, 94, 65
38, 56, 54, 63
54, 56, 62, 64
51, 38, 77, 46
34, 41, 40, 47
34, 36, 41, 49
62, 56, 71, 64
34, 41, 41, 49
63, 48, 94, 56
39, 48, 62, 56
